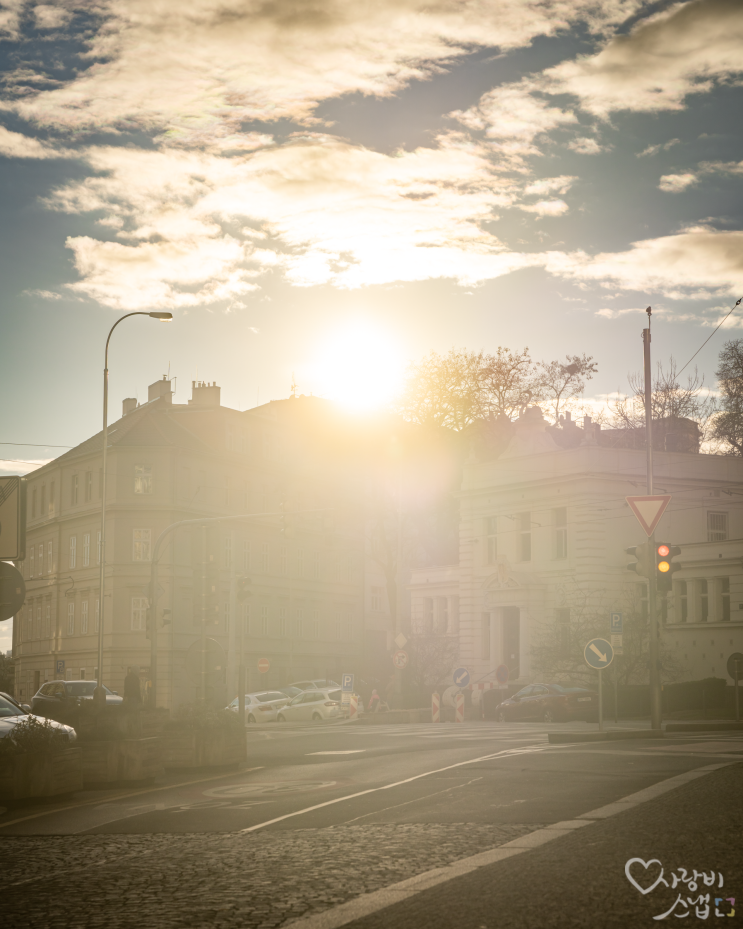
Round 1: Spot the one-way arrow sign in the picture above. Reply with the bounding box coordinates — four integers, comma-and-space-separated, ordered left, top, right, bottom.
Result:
626, 494, 671, 537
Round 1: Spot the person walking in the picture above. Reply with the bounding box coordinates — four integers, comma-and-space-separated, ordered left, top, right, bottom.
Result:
123, 666, 142, 709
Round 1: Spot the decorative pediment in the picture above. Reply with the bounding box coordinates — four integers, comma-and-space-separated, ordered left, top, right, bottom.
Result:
483, 556, 520, 591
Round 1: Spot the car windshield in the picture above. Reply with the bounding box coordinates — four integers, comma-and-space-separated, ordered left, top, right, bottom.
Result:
0, 695, 24, 718
64, 682, 99, 696
280, 687, 302, 698
550, 684, 588, 694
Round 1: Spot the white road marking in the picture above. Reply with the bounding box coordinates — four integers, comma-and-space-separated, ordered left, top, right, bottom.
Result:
282, 763, 734, 929
307, 750, 367, 755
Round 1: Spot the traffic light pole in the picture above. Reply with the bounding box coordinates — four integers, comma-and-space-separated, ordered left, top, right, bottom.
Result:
643, 310, 662, 730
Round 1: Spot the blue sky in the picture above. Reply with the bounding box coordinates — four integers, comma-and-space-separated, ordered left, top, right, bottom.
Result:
1, 0, 743, 473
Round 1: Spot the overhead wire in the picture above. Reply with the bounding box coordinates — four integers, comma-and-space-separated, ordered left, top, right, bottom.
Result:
676, 296, 742, 378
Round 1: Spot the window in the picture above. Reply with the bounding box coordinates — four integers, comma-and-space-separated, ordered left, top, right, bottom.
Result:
371, 586, 383, 611
311, 550, 320, 580
131, 597, 147, 631
41, 484, 46, 518
67, 602, 75, 636
82, 533, 90, 567
85, 471, 92, 502
295, 609, 304, 639
707, 512, 728, 542
71, 474, 78, 505
30, 547, 34, 577
519, 512, 531, 562
134, 465, 152, 494
554, 507, 568, 559
47, 541, 53, 574
32, 487, 37, 518
556, 608, 570, 654
486, 516, 497, 565
43, 603, 51, 638
132, 529, 151, 562
423, 597, 433, 634
700, 579, 709, 622
677, 580, 688, 622
280, 607, 288, 638
242, 541, 251, 572
280, 545, 287, 576
311, 610, 319, 639
721, 577, 731, 622
81, 601, 89, 635
35, 605, 41, 638
69, 536, 77, 569
436, 597, 449, 634
223, 536, 232, 570
49, 481, 55, 516
260, 605, 269, 637
38, 544, 43, 574
260, 542, 269, 573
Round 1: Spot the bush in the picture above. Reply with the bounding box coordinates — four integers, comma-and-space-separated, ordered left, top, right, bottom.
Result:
0, 716, 72, 756
167, 703, 242, 732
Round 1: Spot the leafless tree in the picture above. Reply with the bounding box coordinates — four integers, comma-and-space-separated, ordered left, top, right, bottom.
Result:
711, 339, 743, 455
407, 635, 460, 689
394, 349, 492, 430
535, 354, 598, 424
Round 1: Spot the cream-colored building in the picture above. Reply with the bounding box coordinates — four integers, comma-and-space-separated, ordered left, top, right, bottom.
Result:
410, 408, 743, 688
13, 379, 398, 706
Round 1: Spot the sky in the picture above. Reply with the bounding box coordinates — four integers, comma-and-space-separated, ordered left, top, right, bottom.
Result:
1, 0, 743, 478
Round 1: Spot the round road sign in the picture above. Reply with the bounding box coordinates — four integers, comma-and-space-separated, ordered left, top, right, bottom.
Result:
392, 649, 408, 670
0, 562, 25, 623
495, 664, 509, 685
727, 652, 743, 681
584, 637, 614, 670
258, 657, 270, 674
453, 667, 470, 687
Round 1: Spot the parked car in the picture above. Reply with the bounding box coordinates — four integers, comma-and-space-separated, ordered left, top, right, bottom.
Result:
226, 691, 291, 723
494, 683, 598, 723
326, 689, 365, 716
31, 680, 122, 723
0, 693, 77, 743
0, 691, 31, 713
276, 689, 342, 722
289, 678, 340, 692
278, 686, 304, 700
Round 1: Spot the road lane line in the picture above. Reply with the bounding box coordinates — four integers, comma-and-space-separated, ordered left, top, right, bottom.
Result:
0, 767, 265, 831
307, 751, 367, 755
341, 777, 483, 825
238, 744, 557, 834
281, 762, 736, 929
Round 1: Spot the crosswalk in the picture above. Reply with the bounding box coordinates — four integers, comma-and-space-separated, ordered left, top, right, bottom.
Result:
245, 721, 548, 741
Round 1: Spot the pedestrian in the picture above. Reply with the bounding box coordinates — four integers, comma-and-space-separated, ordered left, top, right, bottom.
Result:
368, 689, 381, 713
123, 666, 142, 709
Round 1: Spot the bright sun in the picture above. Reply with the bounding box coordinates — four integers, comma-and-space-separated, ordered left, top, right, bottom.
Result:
306, 321, 404, 411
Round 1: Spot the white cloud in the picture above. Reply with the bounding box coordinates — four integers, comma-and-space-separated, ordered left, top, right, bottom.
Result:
519, 198, 569, 216
566, 137, 605, 154
595, 306, 651, 319
33, 5, 73, 29
523, 176, 577, 197
0, 0, 24, 40
658, 172, 697, 192
23, 288, 63, 299
637, 138, 680, 157
0, 126, 70, 159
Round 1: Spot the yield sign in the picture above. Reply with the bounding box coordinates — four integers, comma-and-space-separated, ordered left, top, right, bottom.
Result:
626, 495, 672, 537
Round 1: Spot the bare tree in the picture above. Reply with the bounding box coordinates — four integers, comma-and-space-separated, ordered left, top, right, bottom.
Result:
407, 635, 459, 690
711, 339, 743, 455
536, 354, 598, 424
480, 347, 539, 420
395, 349, 492, 430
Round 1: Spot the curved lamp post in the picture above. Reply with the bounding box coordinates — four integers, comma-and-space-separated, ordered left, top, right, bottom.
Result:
96, 311, 173, 695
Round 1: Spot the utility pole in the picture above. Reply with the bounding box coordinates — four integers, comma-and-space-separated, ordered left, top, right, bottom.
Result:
643, 307, 662, 730
201, 525, 207, 704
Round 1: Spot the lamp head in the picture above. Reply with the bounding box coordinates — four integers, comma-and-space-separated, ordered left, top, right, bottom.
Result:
149, 312, 173, 321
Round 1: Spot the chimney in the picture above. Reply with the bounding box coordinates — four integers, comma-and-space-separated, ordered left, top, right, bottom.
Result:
189, 380, 221, 408
122, 398, 138, 416
148, 376, 173, 405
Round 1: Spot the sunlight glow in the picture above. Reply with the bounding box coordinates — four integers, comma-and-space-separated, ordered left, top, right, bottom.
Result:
306, 321, 404, 411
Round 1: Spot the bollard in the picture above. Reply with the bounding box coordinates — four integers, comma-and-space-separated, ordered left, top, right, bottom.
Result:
455, 691, 464, 724
349, 693, 358, 720
432, 691, 440, 723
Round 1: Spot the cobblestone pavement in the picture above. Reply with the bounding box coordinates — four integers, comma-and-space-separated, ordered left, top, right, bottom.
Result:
4, 822, 543, 929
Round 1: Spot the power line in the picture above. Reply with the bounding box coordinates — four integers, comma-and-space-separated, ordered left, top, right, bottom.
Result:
0, 442, 73, 448
676, 296, 742, 378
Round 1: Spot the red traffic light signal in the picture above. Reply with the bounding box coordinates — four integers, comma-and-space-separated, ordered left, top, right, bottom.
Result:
655, 542, 681, 591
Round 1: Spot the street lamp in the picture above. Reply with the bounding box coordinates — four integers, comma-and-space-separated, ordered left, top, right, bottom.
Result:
96, 312, 173, 697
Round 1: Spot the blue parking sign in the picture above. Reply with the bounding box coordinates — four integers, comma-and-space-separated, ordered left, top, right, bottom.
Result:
342, 673, 354, 692
56, 660, 65, 674
610, 612, 623, 635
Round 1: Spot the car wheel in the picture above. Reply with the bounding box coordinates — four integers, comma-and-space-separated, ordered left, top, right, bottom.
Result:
277, 714, 286, 722
543, 709, 555, 723
496, 710, 507, 723
247, 714, 256, 724
312, 712, 322, 721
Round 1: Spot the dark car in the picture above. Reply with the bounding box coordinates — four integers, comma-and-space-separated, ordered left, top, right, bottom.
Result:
31, 680, 122, 723
494, 683, 598, 723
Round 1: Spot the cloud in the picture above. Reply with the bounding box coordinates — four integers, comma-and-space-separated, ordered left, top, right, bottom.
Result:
23, 288, 63, 299
0, 126, 70, 159
33, 5, 73, 29
519, 199, 569, 216
566, 137, 605, 154
0, 458, 50, 476
699, 159, 743, 176
0, 0, 24, 40
523, 176, 576, 197
595, 306, 651, 319
637, 139, 680, 157
545, 227, 743, 297
658, 172, 698, 192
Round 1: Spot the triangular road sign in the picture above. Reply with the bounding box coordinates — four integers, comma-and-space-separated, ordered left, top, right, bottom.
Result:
626, 494, 672, 536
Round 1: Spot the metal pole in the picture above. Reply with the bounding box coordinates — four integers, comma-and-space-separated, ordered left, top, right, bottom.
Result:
643, 311, 662, 731
598, 668, 603, 732
149, 552, 158, 709
201, 525, 207, 704
736, 661, 740, 723
228, 530, 238, 713
614, 671, 618, 725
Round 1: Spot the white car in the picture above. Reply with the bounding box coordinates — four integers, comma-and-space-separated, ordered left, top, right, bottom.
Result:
0, 693, 77, 743
226, 691, 291, 723
276, 689, 342, 722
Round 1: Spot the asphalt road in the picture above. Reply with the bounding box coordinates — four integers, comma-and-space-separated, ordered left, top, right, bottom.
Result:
2, 720, 742, 929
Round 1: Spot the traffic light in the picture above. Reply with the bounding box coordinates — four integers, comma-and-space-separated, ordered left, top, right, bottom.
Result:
655, 542, 681, 593
279, 496, 295, 538
625, 542, 651, 578
236, 575, 252, 602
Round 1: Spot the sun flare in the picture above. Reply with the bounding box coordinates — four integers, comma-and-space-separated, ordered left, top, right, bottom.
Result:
306, 321, 404, 411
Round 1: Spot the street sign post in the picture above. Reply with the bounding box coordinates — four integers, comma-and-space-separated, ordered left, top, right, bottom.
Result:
392, 650, 408, 670
258, 657, 270, 674
584, 638, 614, 732
0, 476, 26, 561
626, 495, 672, 537
341, 673, 354, 693
453, 667, 470, 687
727, 652, 743, 723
